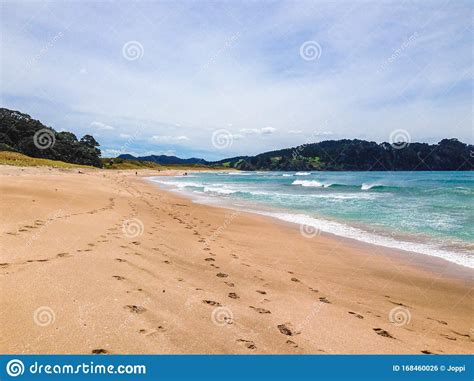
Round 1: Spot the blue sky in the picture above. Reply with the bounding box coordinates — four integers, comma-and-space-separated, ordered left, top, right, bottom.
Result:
1, 0, 472, 160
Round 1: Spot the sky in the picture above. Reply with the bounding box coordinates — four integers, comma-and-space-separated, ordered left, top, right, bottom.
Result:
1, 0, 472, 160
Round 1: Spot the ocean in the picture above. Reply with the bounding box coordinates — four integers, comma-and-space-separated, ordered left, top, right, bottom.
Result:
149, 171, 473, 269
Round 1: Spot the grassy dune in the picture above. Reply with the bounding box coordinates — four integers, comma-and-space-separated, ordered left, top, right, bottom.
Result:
0, 151, 224, 171
0, 151, 90, 168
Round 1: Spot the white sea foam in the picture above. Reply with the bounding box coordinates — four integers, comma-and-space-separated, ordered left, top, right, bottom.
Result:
282, 174, 293, 177
226, 172, 252, 175
292, 179, 334, 188
155, 180, 204, 189
361, 183, 382, 190
203, 187, 237, 195
252, 211, 473, 269
295, 172, 311, 176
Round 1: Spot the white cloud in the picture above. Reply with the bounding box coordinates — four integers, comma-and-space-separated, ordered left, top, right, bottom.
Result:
239, 128, 260, 135
239, 127, 276, 136
90, 121, 114, 130
151, 135, 190, 143
261, 127, 276, 135
119, 133, 132, 139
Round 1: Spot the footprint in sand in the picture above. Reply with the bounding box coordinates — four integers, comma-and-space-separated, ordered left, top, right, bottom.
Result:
204, 258, 215, 262
348, 311, 364, 319
115, 258, 127, 262
319, 297, 331, 304
140, 326, 166, 336
286, 340, 299, 348
440, 334, 456, 341
237, 339, 256, 350
291, 277, 300, 282
450, 330, 470, 338
224, 282, 235, 287
373, 328, 395, 339
202, 300, 221, 306
249, 306, 271, 314
113, 275, 126, 280
277, 323, 300, 336
124, 305, 147, 314
228, 293, 239, 299
256, 290, 267, 295
216, 273, 228, 278
92, 349, 108, 354
427, 317, 448, 325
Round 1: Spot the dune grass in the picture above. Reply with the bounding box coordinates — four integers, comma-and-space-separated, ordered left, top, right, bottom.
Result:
0, 151, 228, 171
0, 151, 92, 168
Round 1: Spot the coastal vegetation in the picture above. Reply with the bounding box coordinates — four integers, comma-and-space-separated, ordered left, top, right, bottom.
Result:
1, 108, 472, 171
0, 108, 102, 167
215, 139, 473, 171
0, 151, 91, 168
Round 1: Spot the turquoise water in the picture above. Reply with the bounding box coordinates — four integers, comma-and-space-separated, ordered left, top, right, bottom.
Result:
150, 171, 473, 268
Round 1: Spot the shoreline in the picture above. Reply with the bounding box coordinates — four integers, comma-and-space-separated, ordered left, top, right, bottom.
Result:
1, 166, 472, 354
146, 175, 473, 280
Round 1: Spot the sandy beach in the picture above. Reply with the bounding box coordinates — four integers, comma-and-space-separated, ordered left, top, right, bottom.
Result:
0, 166, 472, 354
